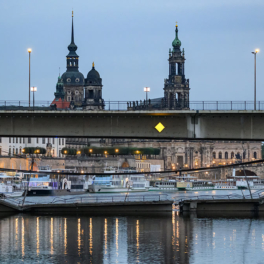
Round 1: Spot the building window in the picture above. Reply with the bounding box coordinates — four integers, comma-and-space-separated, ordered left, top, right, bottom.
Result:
9, 148, 11, 156
243, 151, 246, 159
212, 152, 216, 159
218, 152, 222, 159
53, 138, 55, 145
62, 139, 64, 145
225, 152, 228, 159
59, 149, 61, 157
23, 138, 25, 144
59, 138, 61, 145
42, 138, 45, 144
0, 148, 1, 155
20, 138, 22, 144
19, 147, 22, 155
231, 152, 234, 159
36, 138, 39, 144
13, 148, 15, 156
9, 137, 11, 143
254, 152, 257, 159
28, 138, 31, 143
48, 138, 50, 143
13, 137, 15, 143
16, 138, 18, 143
16, 148, 18, 154
0, 137, 2, 143
67, 96, 71, 101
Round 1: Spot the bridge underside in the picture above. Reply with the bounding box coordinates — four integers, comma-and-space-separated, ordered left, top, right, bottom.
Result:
0, 110, 264, 141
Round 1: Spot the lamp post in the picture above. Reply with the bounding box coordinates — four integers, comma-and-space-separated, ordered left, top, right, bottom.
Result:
27, 48, 32, 108
30, 87, 37, 110
144, 87, 150, 101
251, 49, 259, 110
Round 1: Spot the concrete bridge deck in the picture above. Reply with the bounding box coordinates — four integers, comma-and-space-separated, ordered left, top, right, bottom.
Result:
1, 110, 264, 140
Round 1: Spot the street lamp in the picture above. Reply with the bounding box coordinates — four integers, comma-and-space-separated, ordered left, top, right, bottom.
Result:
252, 49, 259, 110
144, 87, 150, 101
30, 86, 37, 110
27, 48, 32, 108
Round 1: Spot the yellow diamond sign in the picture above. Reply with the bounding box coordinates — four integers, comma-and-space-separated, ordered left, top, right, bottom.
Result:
155, 122, 165, 133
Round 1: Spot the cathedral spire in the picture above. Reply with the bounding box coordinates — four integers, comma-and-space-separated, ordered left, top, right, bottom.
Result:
67, 11, 78, 55
66, 11, 79, 72
71, 11, 75, 45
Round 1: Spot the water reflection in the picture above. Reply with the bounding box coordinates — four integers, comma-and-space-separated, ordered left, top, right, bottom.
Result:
0, 213, 263, 263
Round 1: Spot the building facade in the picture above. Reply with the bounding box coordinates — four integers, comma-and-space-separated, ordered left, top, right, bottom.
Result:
111, 139, 262, 170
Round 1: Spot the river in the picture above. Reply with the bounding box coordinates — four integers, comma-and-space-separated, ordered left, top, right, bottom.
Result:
0, 190, 263, 263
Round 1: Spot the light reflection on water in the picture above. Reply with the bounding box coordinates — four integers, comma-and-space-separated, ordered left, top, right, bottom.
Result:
0, 213, 264, 263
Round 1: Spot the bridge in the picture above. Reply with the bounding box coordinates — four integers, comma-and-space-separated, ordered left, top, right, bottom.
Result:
1, 109, 264, 140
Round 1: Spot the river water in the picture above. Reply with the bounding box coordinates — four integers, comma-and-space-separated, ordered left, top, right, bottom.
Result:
0, 190, 264, 263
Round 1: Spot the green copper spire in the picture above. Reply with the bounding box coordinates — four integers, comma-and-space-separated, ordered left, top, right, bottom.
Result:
172, 23, 181, 52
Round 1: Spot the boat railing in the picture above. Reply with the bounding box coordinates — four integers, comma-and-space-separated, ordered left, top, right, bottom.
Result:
0, 193, 170, 206
48, 194, 169, 204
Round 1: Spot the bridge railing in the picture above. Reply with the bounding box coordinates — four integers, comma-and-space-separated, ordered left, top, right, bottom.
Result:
1, 100, 264, 111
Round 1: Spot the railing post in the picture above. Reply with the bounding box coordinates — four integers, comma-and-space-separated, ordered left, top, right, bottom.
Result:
216, 101, 218, 111
259, 101, 260, 111
203, 101, 204, 110
231, 101, 232, 110
118, 101, 119, 111
109, 101, 110, 110
244, 101, 246, 110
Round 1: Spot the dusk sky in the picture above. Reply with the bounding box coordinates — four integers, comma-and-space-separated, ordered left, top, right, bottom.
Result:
1, 0, 264, 103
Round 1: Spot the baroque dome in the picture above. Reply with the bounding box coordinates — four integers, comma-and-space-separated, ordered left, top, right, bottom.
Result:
172, 25, 181, 50
87, 65, 100, 80
61, 71, 85, 85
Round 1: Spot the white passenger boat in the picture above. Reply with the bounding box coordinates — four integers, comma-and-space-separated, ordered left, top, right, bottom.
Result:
87, 169, 149, 193
214, 180, 238, 190
0, 184, 24, 197
186, 181, 214, 191
149, 180, 177, 191
0, 173, 24, 197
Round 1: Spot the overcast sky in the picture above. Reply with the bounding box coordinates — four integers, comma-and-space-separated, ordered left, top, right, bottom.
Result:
1, 0, 264, 103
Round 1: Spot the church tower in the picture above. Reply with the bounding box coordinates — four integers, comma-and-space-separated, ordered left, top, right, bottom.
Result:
61, 12, 85, 107
84, 62, 104, 110
163, 23, 190, 109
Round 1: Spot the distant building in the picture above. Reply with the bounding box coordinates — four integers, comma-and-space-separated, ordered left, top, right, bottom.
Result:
51, 12, 104, 110
164, 23, 190, 109
0, 137, 66, 158
128, 23, 190, 110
